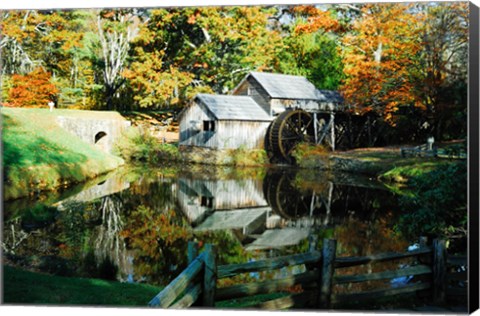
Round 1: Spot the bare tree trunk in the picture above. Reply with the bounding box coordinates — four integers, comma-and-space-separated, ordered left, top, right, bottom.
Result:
96, 13, 138, 110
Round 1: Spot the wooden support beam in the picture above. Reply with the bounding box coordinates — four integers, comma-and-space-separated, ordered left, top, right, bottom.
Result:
149, 252, 205, 308
215, 270, 318, 301
433, 239, 447, 304
187, 241, 201, 306
333, 282, 431, 304
203, 244, 217, 307
188, 241, 199, 264
334, 265, 432, 284
334, 247, 432, 268
218, 251, 321, 279
170, 283, 202, 309
319, 239, 336, 309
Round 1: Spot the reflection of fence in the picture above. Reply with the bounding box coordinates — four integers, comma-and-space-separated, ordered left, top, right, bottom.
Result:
148, 238, 467, 310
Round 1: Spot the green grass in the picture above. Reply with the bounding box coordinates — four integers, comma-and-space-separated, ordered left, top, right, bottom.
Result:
329, 148, 456, 182
2, 107, 124, 200
293, 145, 459, 185
379, 161, 448, 183
3, 265, 288, 308
3, 265, 162, 306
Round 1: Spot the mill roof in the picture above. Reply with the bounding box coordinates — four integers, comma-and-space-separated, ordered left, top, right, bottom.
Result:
243, 72, 343, 103
195, 94, 272, 121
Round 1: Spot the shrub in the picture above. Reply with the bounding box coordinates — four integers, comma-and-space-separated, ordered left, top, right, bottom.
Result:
395, 161, 467, 240
227, 146, 268, 166
113, 127, 181, 164
291, 143, 329, 168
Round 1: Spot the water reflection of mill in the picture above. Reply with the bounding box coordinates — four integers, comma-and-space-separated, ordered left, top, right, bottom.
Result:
177, 169, 390, 251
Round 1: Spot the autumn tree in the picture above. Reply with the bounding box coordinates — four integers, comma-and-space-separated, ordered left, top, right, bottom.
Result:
1, 10, 44, 75
7, 67, 58, 107
340, 3, 425, 123
124, 6, 286, 109
0, 10, 98, 108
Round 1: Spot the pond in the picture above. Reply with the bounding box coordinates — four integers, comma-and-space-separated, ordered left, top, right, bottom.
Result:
3, 164, 412, 292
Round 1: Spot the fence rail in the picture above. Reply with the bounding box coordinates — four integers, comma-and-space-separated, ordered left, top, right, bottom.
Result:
148, 237, 467, 310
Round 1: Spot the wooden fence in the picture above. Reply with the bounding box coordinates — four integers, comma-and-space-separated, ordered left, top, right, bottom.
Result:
401, 143, 438, 158
148, 238, 467, 310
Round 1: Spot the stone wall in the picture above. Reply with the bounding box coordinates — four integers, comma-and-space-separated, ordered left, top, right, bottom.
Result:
56, 116, 131, 154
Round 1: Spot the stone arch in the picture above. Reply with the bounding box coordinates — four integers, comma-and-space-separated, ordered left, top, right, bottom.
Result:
94, 131, 108, 152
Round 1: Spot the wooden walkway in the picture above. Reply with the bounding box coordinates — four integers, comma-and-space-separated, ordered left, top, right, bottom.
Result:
148, 237, 467, 310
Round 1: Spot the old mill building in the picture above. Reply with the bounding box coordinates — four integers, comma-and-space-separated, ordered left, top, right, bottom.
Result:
179, 72, 343, 162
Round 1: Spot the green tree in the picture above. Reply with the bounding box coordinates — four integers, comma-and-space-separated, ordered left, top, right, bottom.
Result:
277, 6, 344, 90
413, 2, 469, 140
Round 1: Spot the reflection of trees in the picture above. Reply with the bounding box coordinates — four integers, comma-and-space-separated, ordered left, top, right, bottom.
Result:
92, 195, 130, 280
121, 205, 192, 285
332, 216, 409, 294
2, 217, 32, 256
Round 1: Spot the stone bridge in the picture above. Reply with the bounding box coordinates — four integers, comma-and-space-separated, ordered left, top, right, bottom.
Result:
56, 111, 131, 154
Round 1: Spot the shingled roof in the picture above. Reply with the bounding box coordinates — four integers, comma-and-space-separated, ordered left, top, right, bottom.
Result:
195, 94, 272, 121
244, 72, 343, 103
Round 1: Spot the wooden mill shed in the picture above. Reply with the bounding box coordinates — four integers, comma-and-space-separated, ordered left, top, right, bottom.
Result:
232, 71, 343, 116
179, 93, 273, 149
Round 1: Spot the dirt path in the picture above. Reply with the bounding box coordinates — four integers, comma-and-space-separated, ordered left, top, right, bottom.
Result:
122, 111, 179, 143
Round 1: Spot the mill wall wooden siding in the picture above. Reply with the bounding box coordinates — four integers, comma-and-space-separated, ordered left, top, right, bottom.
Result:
216, 120, 270, 149
234, 77, 271, 115
234, 77, 334, 114
179, 100, 210, 145
179, 100, 271, 150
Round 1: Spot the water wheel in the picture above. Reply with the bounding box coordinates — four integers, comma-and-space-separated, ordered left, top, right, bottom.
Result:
267, 109, 315, 164
263, 171, 313, 219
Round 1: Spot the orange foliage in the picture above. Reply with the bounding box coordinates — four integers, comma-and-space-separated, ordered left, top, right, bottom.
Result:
294, 6, 341, 34
8, 67, 58, 108
340, 3, 425, 123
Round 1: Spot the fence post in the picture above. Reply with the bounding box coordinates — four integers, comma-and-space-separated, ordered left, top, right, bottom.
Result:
187, 241, 201, 307
188, 241, 199, 264
433, 239, 447, 304
319, 238, 337, 309
202, 244, 217, 307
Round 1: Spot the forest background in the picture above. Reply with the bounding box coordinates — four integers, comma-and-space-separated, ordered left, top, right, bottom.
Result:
0, 0, 470, 143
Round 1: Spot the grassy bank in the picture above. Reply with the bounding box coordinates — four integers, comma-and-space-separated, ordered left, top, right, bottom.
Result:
3, 265, 162, 306
294, 145, 460, 183
2, 108, 124, 200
